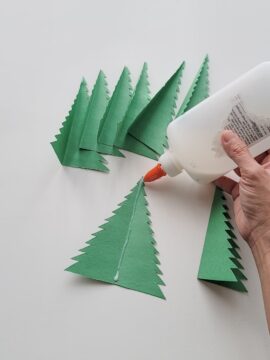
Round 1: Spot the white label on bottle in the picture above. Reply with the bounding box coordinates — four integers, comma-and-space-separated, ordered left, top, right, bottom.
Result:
224, 95, 270, 146
212, 95, 270, 157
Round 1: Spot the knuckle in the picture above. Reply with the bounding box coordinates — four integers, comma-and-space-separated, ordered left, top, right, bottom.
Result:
229, 142, 247, 157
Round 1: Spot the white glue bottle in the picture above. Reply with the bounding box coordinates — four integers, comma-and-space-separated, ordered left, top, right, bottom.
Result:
144, 62, 270, 184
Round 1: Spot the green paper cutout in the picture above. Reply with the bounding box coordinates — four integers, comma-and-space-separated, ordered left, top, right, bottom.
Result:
128, 62, 185, 155
177, 55, 209, 116
51, 79, 108, 172
116, 63, 150, 145
79, 71, 110, 151
115, 63, 158, 160
97, 67, 133, 156
66, 179, 165, 299
198, 188, 247, 292
182, 58, 248, 292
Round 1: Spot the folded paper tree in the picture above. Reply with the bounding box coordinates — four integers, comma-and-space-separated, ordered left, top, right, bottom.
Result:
66, 179, 165, 299
51, 77, 109, 172
128, 62, 185, 156
114, 63, 158, 160
198, 188, 247, 292
79, 71, 110, 153
96, 67, 133, 157
177, 55, 209, 116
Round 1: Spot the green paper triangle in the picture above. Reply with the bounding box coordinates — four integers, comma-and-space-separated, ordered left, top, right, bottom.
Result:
198, 188, 247, 292
66, 179, 165, 299
51, 79, 109, 172
97, 67, 133, 156
177, 55, 209, 116
175, 57, 246, 292
79, 71, 110, 151
114, 63, 154, 157
128, 62, 185, 155
115, 63, 159, 160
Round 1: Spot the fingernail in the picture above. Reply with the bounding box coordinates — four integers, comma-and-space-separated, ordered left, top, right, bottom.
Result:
222, 130, 235, 144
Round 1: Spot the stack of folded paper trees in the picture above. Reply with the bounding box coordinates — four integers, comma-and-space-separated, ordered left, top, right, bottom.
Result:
52, 56, 247, 298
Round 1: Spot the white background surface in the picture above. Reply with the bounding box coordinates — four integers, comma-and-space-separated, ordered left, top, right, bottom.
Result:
0, 0, 270, 358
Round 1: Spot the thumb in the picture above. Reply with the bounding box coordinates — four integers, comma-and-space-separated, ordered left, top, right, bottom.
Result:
221, 130, 260, 175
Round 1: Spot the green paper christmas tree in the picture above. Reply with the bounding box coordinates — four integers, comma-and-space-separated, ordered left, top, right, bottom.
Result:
177, 55, 209, 116
97, 67, 133, 157
128, 62, 185, 156
198, 188, 247, 292
116, 63, 151, 146
51, 79, 108, 172
66, 179, 165, 299
114, 63, 157, 159
180, 57, 248, 291
79, 71, 110, 152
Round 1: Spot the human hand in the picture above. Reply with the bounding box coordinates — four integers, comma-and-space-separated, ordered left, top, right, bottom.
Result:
216, 130, 270, 331
214, 130, 270, 251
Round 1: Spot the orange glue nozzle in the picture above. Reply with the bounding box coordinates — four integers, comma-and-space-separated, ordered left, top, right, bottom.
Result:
144, 163, 167, 182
